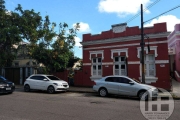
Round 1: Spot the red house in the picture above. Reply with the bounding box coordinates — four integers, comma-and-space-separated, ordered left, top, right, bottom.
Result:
81, 22, 171, 90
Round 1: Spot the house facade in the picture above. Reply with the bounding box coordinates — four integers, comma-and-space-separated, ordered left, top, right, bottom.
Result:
168, 24, 180, 82
1, 42, 42, 85
81, 22, 171, 90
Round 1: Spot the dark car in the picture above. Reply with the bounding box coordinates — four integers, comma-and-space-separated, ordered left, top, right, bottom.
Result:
0, 76, 15, 94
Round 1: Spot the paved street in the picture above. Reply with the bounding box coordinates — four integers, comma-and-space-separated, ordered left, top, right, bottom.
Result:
0, 89, 180, 120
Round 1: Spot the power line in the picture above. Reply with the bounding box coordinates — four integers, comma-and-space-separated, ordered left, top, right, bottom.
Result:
144, 4, 180, 23
126, 0, 161, 23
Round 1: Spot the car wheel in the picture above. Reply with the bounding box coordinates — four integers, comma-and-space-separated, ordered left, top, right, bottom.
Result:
99, 88, 108, 97
47, 86, 55, 94
138, 91, 148, 101
24, 85, 30, 92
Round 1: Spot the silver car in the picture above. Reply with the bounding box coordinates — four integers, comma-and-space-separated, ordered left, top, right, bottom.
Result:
93, 76, 158, 100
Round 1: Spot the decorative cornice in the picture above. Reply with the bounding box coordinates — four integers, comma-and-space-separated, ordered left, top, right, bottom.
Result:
137, 46, 158, 58
89, 50, 104, 60
155, 60, 169, 64
84, 41, 167, 50
83, 60, 169, 66
111, 48, 128, 59
84, 62, 114, 66
81, 32, 170, 46
128, 61, 140, 64
168, 39, 180, 47
168, 31, 180, 42
83, 63, 91, 66
102, 62, 113, 65
128, 60, 169, 64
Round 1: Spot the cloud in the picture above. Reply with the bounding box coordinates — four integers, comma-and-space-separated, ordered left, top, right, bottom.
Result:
5, 0, 16, 8
98, 0, 151, 17
74, 37, 82, 47
73, 22, 91, 33
144, 15, 180, 31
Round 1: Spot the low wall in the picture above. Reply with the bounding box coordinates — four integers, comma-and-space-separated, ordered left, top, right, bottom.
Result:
52, 70, 94, 87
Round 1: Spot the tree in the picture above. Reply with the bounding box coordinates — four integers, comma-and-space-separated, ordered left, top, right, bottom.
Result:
0, 0, 43, 68
0, 0, 21, 67
0, 0, 80, 73
29, 20, 80, 73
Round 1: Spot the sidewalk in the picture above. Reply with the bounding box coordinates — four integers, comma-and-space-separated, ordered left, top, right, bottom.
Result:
171, 78, 180, 98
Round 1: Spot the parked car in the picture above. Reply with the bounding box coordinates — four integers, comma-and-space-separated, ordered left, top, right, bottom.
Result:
24, 74, 69, 94
93, 76, 158, 100
0, 76, 15, 94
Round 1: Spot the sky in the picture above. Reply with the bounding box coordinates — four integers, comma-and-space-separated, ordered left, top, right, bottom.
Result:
5, 0, 180, 58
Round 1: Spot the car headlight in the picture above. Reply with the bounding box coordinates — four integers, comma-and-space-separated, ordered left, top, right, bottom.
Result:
53, 83, 58, 86
53, 83, 62, 86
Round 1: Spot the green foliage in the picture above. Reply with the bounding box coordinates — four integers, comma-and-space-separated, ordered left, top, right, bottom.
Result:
28, 17, 80, 73
0, 0, 22, 67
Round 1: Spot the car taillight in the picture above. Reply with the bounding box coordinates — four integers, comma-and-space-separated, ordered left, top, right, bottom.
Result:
93, 81, 96, 85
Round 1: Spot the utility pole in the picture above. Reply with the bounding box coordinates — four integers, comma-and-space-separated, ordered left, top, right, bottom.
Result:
140, 4, 145, 84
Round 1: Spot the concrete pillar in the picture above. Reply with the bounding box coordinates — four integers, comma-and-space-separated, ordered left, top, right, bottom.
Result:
20, 68, 23, 85
30, 67, 33, 75
25, 67, 28, 78
1, 68, 5, 76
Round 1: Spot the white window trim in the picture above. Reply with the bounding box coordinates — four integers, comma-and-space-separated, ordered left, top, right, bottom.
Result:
137, 46, 158, 58
89, 50, 104, 60
91, 58, 102, 77
139, 62, 156, 77
90, 76, 102, 81
139, 77, 158, 84
111, 48, 128, 59
139, 54, 157, 84
113, 56, 127, 76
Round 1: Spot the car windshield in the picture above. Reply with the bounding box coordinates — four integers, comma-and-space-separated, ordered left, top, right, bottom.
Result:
131, 78, 141, 83
46, 76, 62, 81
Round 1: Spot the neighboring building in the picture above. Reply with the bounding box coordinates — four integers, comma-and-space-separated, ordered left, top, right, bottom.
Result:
1, 42, 43, 85
72, 60, 82, 70
81, 22, 171, 90
168, 24, 180, 82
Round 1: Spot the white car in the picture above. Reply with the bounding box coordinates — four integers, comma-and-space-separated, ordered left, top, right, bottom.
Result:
24, 74, 69, 94
93, 76, 158, 100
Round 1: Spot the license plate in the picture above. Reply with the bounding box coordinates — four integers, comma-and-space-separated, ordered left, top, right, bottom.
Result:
6, 88, 11, 90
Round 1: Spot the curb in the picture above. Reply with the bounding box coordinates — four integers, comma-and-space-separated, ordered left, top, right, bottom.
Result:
15, 86, 180, 99
16, 86, 95, 94
67, 90, 95, 93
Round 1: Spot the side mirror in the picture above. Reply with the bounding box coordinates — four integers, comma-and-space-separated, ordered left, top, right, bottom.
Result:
129, 81, 134, 85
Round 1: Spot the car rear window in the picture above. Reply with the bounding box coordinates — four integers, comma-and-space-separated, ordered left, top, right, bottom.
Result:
46, 76, 61, 80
